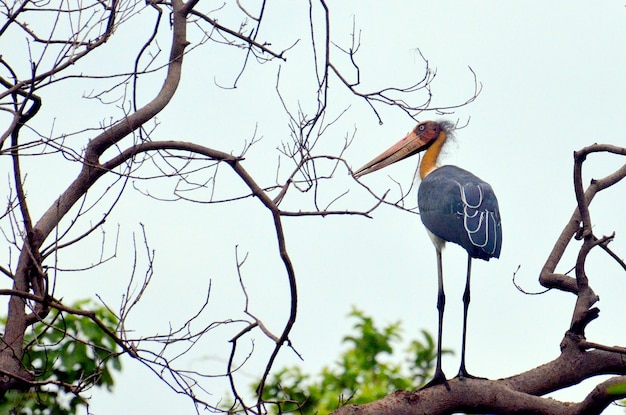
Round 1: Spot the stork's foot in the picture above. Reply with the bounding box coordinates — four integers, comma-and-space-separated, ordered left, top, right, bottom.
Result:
455, 366, 486, 381
420, 369, 450, 391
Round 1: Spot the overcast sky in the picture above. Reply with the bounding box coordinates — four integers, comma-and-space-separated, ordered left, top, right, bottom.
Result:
4, 1, 626, 414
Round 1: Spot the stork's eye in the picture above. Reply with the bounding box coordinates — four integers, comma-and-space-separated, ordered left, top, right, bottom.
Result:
418, 124, 426, 132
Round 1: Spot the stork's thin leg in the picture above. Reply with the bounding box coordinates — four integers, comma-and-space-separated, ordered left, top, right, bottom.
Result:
421, 249, 449, 390
457, 255, 483, 380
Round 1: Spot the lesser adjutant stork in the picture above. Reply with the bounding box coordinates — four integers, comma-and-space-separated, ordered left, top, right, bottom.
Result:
353, 120, 502, 388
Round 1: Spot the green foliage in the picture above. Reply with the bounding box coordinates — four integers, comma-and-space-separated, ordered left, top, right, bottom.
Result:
259, 308, 452, 414
607, 381, 626, 396
0, 299, 122, 415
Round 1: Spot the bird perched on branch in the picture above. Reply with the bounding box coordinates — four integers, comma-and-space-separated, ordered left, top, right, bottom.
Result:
353, 120, 502, 388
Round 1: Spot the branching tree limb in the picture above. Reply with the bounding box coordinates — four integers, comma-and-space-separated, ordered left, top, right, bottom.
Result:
333, 144, 626, 415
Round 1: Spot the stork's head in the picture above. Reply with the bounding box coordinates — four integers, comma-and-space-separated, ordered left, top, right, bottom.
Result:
353, 120, 453, 178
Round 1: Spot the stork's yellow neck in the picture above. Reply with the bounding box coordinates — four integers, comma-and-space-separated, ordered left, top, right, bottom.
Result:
419, 131, 447, 179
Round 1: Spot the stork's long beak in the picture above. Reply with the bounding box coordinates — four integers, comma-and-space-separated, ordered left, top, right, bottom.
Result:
353, 130, 431, 178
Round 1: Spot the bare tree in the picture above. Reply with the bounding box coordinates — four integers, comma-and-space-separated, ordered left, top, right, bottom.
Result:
0, 0, 476, 413
3, 1, 624, 414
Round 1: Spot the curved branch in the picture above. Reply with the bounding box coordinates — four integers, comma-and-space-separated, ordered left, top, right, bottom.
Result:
99, 138, 302, 411
540, 145, 626, 293
35, 0, 190, 244
226, 157, 299, 410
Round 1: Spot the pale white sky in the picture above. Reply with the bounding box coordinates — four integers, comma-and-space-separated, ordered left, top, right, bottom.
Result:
3, 1, 626, 414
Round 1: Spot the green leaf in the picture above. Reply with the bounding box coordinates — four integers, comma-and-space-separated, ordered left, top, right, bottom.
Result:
606, 381, 626, 396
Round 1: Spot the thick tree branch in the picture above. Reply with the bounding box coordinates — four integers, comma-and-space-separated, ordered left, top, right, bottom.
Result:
0, 0, 190, 393
36, 0, 189, 249
332, 335, 626, 415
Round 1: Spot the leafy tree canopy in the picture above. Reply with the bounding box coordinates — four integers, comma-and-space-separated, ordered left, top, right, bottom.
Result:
256, 308, 451, 414
0, 300, 122, 415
